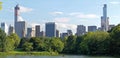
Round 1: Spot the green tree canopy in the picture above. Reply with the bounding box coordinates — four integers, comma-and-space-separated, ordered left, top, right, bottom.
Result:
109, 24, 120, 55
0, 28, 6, 52
22, 42, 33, 51
80, 31, 110, 55
50, 38, 64, 52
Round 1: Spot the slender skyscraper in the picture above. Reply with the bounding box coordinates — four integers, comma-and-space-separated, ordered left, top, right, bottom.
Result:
14, 4, 27, 38
101, 4, 109, 31
35, 25, 40, 37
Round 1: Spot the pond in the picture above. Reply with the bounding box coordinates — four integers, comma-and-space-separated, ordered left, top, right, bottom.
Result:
0, 55, 117, 58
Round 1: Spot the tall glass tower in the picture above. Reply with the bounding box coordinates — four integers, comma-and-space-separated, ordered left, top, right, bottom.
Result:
101, 4, 109, 31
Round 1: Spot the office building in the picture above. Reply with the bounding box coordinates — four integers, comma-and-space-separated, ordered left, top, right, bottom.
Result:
67, 30, 73, 36
45, 22, 56, 37
60, 33, 68, 39
101, 4, 109, 31
88, 26, 97, 32
1, 22, 8, 35
56, 30, 59, 37
27, 28, 32, 38
35, 25, 40, 37
8, 25, 15, 35
76, 25, 86, 36
108, 25, 115, 30
40, 31, 45, 37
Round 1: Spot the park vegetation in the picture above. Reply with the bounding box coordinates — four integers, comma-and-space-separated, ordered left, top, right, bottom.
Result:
0, 24, 120, 56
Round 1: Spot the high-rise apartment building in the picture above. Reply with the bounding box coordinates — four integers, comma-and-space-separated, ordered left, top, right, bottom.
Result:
76, 25, 86, 36
45, 22, 56, 37
88, 26, 97, 32
67, 30, 73, 36
8, 25, 15, 35
1, 22, 8, 35
14, 4, 27, 38
56, 30, 59, 37
101, 4, 109, 31
35, 25, 40, 37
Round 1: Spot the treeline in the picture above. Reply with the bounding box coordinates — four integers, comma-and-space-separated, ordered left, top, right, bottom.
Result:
0, 24, 120, 56
63, 24, 120, 56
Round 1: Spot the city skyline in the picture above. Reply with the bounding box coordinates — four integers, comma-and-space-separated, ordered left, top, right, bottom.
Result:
0, 0, 120, 33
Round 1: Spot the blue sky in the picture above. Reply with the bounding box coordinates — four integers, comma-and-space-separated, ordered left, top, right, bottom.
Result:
0, 0, 120, 33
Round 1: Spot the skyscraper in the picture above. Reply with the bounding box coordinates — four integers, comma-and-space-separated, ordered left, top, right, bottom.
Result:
27, 27, 35, 38
88, 26, 97, 32
56, 30, 59, 37
45, 22, 56, 37
14, 4, 27, 38
1, 22, 8, 35
67, 30, 73, 36
76, 25, 86, 36
35, 25, 40, 37
101, 4, 109, 31
8, 25, 15, 35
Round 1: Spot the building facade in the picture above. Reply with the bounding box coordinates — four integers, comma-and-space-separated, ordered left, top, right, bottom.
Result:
1, 22, 8, 35
45, 22, 56, 37
8, 25, 15, 35
14, 4, 27, 38
76, 25, 86, 36
35, 25, 40, 37
88, 26, 97, 32
101, 4, 109, 31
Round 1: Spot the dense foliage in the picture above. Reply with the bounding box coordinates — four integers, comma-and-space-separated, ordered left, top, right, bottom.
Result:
0, 24, 120, 56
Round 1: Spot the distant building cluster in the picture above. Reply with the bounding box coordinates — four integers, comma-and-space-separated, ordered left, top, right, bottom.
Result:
0, 4, 115, 38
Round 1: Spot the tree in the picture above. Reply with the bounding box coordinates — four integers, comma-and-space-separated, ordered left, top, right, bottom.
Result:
4, 36, 15, 52
50, 38, 64, 52
63, 35, 77, 53
18, 37, 28, 48
0, 28, 6, 52
22, 42, 33, 51
8, 33, 20, 49
109, 24, 120, 55
4, 33, 20, 52
79, 31, 110, 55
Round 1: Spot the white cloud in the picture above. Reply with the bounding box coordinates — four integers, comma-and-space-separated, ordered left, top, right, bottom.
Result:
76, 14, 99, 19
54, 17, 70, 23
19, 6, 33, 13
56, 23, 77, 33
70, 12, 99, 19
18, 16, 24, 21
110, 1, 120, 5
50, 11, 63, 16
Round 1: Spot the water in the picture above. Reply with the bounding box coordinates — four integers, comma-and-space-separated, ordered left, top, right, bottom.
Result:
0, 55, 117, 58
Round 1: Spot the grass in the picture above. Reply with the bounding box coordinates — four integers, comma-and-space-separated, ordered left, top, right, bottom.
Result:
0, 51, 59, 56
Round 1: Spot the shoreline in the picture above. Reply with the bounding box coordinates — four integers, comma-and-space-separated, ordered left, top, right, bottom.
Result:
0, 51, 58, 56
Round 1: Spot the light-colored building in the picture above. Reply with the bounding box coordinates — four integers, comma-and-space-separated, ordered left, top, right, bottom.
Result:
76, 25, 86, 36
1, 22, 8, 35
8, 25, 15, 35
101, 4, 109, 31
